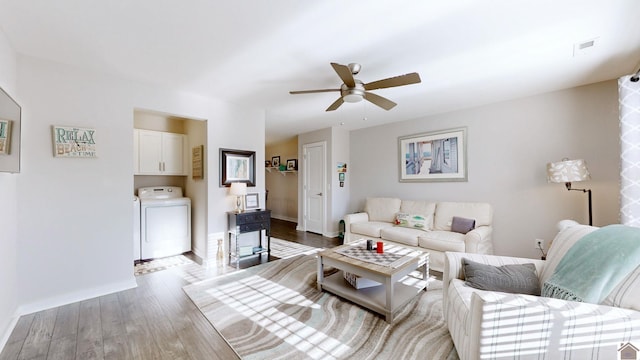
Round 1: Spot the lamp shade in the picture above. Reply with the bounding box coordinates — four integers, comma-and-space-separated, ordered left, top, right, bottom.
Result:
546, 159, 591, 183
229, 182, 247, 196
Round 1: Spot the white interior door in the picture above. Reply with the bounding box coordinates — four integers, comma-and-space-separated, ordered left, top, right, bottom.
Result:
303, 142, 325, 234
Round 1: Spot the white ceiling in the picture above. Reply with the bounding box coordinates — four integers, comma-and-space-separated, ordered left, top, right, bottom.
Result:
1, 0, 639, 145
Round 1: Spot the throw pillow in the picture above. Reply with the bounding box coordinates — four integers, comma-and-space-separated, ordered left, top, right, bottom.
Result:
394, 213, 429, 231
463, 258, 541, 295
451, 216, 476, 234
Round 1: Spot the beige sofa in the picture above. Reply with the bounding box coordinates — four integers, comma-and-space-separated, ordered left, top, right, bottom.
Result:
343, 197, 493, 272
443, 220, 640, 359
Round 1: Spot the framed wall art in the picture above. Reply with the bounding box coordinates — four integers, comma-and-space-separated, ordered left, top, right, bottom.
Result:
398, 127, 467, 182
52, 125, 97, 158
271, 156, 280, 168
0, 119, 12, 155
220, 148, 255, 187
192, 145, 204, 179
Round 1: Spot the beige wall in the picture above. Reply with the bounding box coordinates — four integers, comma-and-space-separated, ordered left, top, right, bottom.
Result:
266, 137, 298, 222
349, 80, 620, 259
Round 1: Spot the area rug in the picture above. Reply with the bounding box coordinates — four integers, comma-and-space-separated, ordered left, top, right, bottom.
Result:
134, 254, 195, 276
270, 238, 322, 259
183, 254, 459, 360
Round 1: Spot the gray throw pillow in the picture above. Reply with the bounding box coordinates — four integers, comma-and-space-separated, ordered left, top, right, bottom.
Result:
451, 216, 476, 234
463, 258, 541, 296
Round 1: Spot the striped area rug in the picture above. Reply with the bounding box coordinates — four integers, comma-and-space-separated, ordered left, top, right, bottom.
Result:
183, 254, 459, 360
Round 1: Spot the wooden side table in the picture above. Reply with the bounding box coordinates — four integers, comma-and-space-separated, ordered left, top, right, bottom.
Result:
227, 209, 271, 268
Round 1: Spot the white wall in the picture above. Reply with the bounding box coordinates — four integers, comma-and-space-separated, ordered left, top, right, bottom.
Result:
14, 55, 265, 315
349, 80, 620, 259
0, 27, 19, 349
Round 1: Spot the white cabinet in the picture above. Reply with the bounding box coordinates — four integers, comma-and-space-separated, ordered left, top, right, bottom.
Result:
134, 129, 187, 175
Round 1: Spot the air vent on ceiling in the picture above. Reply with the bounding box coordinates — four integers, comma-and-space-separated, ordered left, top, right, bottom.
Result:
573, 37, 599, 57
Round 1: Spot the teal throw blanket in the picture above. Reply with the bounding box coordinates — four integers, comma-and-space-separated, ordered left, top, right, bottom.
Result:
542, 224, 640, 304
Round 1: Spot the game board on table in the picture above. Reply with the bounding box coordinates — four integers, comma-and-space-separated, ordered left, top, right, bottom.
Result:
335, 241, 420, 268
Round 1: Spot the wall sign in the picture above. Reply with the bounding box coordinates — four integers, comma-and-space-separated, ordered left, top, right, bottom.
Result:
52, 125, 97, 158
192, 145, 204, 179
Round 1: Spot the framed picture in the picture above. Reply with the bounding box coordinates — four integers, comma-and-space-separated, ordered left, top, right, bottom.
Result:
220, 148, 256, 187
286, 159, 297, 171
339, 172, 345, 182
245, 193, 259, 209
192, 145, 204, 179
52, 125, 97, 158
271, 156, 280, 167
0, 119, 12, 155
398, 127, 467, 182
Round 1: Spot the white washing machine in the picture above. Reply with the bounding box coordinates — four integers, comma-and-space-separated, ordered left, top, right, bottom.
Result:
139, 186, 191, 260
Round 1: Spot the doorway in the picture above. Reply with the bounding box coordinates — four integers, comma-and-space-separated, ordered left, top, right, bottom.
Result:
303, 141, 326, 235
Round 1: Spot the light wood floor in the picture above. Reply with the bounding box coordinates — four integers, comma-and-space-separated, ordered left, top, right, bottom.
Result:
0, 219, 339, 360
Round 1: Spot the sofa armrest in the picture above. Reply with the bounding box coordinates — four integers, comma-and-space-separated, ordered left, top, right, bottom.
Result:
463, 226, 493, 254
343, 212, 370, 243
465, 291, 640, 359
443, 252, 546, 318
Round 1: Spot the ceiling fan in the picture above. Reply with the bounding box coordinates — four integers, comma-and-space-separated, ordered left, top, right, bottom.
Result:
289, 62, 421, 111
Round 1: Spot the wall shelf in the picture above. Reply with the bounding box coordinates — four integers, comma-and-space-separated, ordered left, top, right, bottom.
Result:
266, 167, 297, 176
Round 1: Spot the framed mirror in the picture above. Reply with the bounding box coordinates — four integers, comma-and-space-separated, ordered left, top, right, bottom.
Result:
0, 85, 21, 173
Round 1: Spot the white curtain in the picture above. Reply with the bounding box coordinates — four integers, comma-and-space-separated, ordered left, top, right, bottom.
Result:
619, 75, 640, 227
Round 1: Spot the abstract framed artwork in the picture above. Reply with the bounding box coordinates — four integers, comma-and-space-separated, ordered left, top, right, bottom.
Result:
398, 127, 467, 182
220, 148, 256, 187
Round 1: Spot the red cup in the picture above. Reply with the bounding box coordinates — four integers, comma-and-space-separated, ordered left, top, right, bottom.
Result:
376, 241, 384, 253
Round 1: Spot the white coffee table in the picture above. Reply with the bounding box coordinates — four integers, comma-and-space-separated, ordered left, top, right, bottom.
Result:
316, 241, 429, 323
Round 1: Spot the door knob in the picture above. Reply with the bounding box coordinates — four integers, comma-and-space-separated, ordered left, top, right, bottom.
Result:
316, 192, 322, 196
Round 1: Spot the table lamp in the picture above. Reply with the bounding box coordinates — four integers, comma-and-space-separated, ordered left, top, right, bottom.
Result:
229, 182, 247, 213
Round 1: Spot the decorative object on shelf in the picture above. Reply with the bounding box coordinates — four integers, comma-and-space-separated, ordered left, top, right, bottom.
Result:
271, 156, 280, 168
245, 193, 259, 209
0, 119, 12, 155
547, 158, 593, 225
279, 164, 286, 171
286, 159, 297, 170
192, 145, 204, 179
265, 160, 271, 167
229, 182, 247, 213
52, 125, 97, 158
398, 127, 467, 182
220, 148, 256, 187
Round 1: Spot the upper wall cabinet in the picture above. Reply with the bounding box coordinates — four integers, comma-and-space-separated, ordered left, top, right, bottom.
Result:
134, 129, 187, 175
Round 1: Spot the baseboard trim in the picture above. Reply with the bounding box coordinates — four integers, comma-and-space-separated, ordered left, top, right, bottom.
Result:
271, 214, 298, 223
16, 277, 138, 318
0, 314, 20, 354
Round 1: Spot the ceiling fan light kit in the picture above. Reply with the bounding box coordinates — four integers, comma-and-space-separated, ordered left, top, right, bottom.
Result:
289, 62, 421, 112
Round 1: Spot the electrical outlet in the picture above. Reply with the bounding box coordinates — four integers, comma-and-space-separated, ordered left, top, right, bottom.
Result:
534, 238, 545, 249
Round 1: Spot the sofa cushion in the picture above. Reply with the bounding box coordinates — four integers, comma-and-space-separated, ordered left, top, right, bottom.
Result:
434, 202, 493, 231
400, 200, 436, 230
350, 221, 394, 238
380, 227, 421, 247
394, 213, 429, 231
463, 258, 541, 295
365, 197, 401, 222
418, 231, 465, 252
451, 216, 476, 234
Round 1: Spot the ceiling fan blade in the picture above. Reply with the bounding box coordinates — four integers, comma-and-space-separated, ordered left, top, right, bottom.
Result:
364, 92, 397, 110
289, 89, 340, 95
326, 97, 344, 111
330, 63, 356, 87
364, 72, 421, 91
